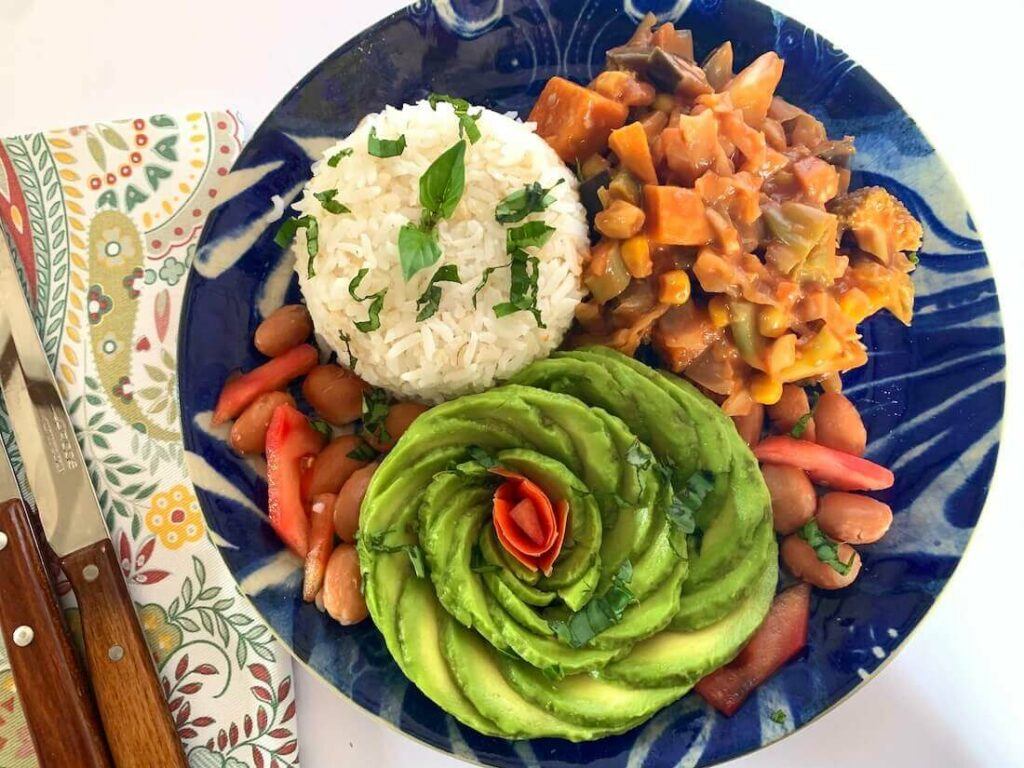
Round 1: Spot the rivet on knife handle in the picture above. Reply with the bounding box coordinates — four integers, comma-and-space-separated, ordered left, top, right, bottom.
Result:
0, 498, 112, 768
64, 539, 188, 768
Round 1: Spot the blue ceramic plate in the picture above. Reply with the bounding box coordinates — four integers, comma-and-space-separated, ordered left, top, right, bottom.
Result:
178, 2, 1005, 765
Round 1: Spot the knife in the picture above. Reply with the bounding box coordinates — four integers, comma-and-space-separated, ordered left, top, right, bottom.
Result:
0, 436, 112, 767
0, 236, 188, 768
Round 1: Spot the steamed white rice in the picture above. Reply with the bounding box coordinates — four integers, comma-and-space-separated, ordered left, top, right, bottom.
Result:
291, 101, 588, 403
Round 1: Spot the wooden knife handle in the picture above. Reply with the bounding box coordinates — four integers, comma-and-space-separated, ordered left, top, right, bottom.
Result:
64, 538, 188, 768
0, 498, 112, 768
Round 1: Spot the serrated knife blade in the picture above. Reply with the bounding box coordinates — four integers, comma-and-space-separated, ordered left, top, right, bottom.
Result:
0, 242, 108, 557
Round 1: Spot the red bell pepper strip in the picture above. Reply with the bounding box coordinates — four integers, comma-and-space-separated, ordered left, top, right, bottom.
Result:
303, 494, 336, 602
753, 436, 894, 491
212, 344, 319, 425
266, 403, 325, 557
696, 582, 811, 716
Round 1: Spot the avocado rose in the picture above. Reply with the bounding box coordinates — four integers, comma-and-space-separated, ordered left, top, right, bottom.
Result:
358, 348, 778, 740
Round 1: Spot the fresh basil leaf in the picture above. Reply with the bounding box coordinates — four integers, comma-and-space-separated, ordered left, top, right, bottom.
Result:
326, 147, 353, 167
459, 112, 482, 144
549, 560, 635, 648
495, 179, 563, 224
337, 330, 358, 369
353, 289, 386, 333
506, 221, 555, 251
346, 441, 380, 462
415, 264, 462, 322
398, 224, 442, 281
419, 140, 466, 221
799, 520, 854, 575
367, 127, 407, 158
361, 387, 391, 444
313, 188, 350, 214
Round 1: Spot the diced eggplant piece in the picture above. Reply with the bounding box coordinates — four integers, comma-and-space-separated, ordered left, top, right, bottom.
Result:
703, 41, 735, 91
578, 169, 613, 243
606, 45, 653, 72
647, 48, 713, 97
813, 137, 856, 167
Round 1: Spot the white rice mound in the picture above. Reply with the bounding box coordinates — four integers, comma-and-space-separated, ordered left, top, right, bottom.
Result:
292, 101, 588, 403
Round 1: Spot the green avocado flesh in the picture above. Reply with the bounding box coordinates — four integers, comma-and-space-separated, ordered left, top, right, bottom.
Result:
359, 348, 776, 741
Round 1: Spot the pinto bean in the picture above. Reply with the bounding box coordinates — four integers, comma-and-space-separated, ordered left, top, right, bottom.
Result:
254, 304, 313, 357
813, 393, 866, 456
817, 492, 892, 544
322, 544, 368, 625
781, 535, 861, 589
366, 402, 429, 452
229, 391, 295, 454
761, 464, 816, 534
731, 403, 764, 448
306, 435, 370, 497
766, 384, 816, 441
302, 364, 367, 426
334, 463, 378, 543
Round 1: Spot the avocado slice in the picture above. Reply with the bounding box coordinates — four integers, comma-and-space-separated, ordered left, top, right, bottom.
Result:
396, 577, 501, 737
603, 552, 778, 687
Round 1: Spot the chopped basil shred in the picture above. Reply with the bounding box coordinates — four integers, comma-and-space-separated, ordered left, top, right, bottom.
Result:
799, 519, 854, 575
313, 188, 350, 215
495, 179, 563, 224
326, 147, 353, 167
492, 248, 544, 327
367, 127, 407, 158
472, 261, 509, 307
665, 471, 714, 536
427, 93, 482, 144
550, 560, 635, 648
353, 289, 386, 332
769, 709, 787, 725
361, 528, 426, 578
346, 441, 379, 462
506, 221, 555, 251
415, 264, 462, 321
907, 251, 920, 265
309, 418, 332, 439
361, 387, 392, 445
337, 330, 357, 369
274, 215, 318, 277
348, 268, 371, 301
790, 412, 813, 438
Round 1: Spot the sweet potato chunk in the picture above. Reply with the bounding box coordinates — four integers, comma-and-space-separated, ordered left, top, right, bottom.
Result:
528, 77, 629, 162
644, 185, 712, 246
609, 122, 658, 185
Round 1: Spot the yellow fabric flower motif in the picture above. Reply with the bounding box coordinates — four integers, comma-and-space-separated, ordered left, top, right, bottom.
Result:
145, 484, 204, 550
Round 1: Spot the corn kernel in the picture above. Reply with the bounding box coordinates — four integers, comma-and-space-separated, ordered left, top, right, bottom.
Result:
658, 270, 692, 305
757, 305, 789, 338
750, 373, 783, 405
708, 295, 731, 328
621, 235, 653, 278
839, 287, 872, 322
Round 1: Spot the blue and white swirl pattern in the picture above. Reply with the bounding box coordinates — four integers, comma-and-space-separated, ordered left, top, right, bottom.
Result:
177, 1, 1004, 766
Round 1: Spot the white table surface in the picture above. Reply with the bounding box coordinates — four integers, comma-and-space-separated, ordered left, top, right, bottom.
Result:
3, 0, 1022, 765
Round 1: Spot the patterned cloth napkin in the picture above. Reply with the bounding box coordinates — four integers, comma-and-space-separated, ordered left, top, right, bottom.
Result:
0, 112, 299, 768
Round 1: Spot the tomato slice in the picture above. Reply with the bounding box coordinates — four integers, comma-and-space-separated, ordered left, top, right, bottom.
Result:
695, 583, 811, 716
213, 344, 319, 425
266, 403, 325, 557
753, 436, 894, 491
536, 499, 570, 576
303, 495, 336, 602
490, 468, 569, 575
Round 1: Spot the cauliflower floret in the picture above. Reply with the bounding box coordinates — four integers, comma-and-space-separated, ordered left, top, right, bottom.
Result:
830, 186, 923, 265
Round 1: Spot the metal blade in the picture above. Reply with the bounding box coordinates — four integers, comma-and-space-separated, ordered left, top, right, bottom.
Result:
0, 236, 108, 556
0, 435, 20, 503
